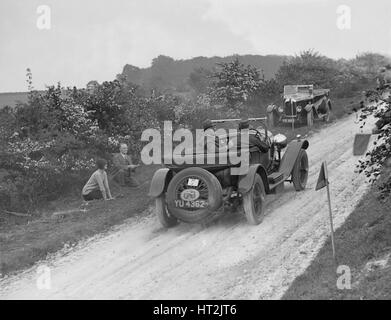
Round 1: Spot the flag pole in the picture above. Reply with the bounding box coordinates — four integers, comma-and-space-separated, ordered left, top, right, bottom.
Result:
324, 162, 337, 264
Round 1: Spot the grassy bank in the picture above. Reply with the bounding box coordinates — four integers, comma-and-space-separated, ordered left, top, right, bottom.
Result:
283, 172, 391, 300
0, 165, 160, 276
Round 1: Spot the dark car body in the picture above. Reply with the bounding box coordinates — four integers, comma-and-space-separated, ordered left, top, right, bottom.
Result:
149, 120, 310, 227
267, 85, 332, 127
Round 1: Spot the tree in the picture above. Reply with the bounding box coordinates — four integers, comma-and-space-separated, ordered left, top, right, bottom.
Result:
26, 68, 34, 91
149, 55, 176, 91
276, 50, 340, 89
352, 53, 390, 79
80, 80, 125, 134
257, 78, 281, 101
188, 67, 213, 94
209, 57, 262, 109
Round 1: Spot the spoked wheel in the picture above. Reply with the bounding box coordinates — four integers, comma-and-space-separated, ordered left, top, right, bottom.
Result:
166, 167, 222, 223
291, 149, 309, 191
156, 194, 178, 228
243, 174, 266, 225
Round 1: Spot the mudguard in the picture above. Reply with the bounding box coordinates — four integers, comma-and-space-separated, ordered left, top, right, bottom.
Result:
278, 139, 309, 179
238, 164, 269, 194
327, 99, 332, 110
304, 104, 313, 112
148, 168, 172, 197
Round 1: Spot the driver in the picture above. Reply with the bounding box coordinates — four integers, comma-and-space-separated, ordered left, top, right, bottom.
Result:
202, 119, 229, 154
237, 119, 270, 153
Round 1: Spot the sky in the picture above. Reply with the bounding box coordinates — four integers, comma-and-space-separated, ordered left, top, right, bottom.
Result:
1, 0, 391, 92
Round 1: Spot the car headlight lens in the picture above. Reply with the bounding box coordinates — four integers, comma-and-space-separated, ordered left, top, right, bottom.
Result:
278, 106, 284, 113
274, 133, 287, 146
296, 105, 302, 112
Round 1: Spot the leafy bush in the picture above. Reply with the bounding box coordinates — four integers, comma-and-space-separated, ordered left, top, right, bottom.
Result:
276, 50, 340, 89
0, 79, 167, 213
357, 88, 391, 199
209, 57, 263, 109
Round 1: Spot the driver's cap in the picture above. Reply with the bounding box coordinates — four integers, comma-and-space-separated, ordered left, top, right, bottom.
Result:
238, 119, 250, 130
202, 119, 214, 130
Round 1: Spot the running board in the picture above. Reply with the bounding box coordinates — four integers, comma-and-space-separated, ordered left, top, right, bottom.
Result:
268, 172, 284, 184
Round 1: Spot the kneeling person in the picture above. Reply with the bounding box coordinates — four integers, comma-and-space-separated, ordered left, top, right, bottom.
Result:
82, 159, 113, 201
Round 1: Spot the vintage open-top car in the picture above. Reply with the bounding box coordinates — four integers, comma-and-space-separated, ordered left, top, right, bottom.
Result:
149, 118, 309, 227
267, 85, 332, 127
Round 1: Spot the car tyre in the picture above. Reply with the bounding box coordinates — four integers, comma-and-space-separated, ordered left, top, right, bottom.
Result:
166, 167, 223, 223
243, 174, 266, 225
291, 149, 309, 191
156, 194, 178, 228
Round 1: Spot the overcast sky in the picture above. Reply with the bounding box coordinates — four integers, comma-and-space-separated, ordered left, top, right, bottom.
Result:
1, 0, 391, 92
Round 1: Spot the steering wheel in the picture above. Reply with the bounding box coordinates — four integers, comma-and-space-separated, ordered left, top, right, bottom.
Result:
250, 121, 269, 141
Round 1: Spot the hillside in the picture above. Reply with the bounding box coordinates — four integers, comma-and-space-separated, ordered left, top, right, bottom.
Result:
1, 54, 287, 108
0, 92, 29, 109
119, 54, 288, 93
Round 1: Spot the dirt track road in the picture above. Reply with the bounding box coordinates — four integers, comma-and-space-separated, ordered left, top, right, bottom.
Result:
0, 114, 375, 299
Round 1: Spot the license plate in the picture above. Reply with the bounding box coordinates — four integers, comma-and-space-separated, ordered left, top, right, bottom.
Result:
187, 178, 199, 187
174, 200, 207, 208
282, 118, 295, 123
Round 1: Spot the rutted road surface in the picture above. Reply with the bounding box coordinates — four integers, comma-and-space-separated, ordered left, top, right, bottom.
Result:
0, 114, 375, 299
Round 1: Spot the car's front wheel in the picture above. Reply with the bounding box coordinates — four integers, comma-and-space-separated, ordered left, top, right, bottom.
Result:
291, 149, 309, 191
243, 174, 266, 225
155, 194, 178, 228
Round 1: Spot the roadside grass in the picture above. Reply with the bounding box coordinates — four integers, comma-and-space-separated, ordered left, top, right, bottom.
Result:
282, 172, 391, 300
0, 165, 160, 277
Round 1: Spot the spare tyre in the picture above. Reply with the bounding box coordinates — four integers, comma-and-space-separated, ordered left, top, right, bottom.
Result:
166, 167, 223, 223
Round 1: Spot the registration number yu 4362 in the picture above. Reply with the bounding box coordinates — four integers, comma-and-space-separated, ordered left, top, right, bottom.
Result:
174, 200, 208, 208
175, 185, 207, 208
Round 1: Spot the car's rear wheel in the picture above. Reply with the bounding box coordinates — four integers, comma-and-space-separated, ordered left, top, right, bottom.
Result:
156, 194, 178, 228
166, 167, 223, 223
243, 174, 266, 225
291, 149, 308, 191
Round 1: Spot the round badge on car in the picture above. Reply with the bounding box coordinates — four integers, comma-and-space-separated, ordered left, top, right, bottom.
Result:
180, 189, 200, 201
